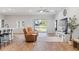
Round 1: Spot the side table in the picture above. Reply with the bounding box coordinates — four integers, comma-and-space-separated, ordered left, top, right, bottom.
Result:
73, 39, 79, 49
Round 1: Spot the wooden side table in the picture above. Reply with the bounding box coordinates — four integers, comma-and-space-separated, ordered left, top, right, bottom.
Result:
73, 39, 79, 49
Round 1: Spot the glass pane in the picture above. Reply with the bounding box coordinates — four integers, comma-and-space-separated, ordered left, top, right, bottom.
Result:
34, 20, 47, 32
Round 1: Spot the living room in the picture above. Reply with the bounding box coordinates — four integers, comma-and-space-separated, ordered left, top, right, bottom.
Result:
0, 7, 79, 51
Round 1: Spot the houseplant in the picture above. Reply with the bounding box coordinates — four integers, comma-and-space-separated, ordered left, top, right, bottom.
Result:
68, 15, 79, 44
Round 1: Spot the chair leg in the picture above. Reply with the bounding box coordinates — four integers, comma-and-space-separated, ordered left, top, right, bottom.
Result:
0, 39, 1, 49
0, 43, 1, 49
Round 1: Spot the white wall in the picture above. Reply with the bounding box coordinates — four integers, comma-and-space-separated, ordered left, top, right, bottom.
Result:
4, 14, 56, 33
0, 15, 5, 19
5, 15, 34, 28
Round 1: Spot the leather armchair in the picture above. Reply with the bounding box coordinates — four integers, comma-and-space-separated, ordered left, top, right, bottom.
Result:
23, 27, 38, 42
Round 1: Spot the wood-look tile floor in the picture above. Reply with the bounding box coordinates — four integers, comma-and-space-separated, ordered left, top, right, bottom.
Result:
0, 33, 78, 51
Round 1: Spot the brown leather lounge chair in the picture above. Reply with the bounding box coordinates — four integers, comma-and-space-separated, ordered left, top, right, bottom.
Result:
23, 27, 38, 42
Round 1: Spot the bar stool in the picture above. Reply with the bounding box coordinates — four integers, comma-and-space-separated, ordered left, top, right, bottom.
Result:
3, 29, 9, 46
0, 30, 4, 48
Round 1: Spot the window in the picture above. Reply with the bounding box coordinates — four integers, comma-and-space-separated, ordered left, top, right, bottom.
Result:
17, 20, 25, 28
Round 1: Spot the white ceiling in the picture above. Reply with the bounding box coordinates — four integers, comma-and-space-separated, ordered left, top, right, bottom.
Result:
0, 7, 65, 15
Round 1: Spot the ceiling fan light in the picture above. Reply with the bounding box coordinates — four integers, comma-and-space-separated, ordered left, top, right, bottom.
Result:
40, 10, 43, 13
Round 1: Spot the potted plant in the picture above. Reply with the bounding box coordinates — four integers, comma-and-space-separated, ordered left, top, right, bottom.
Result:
68, 15, 79, 44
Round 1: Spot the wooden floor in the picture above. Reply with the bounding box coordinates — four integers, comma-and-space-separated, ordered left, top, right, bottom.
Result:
0, 33, 78, 51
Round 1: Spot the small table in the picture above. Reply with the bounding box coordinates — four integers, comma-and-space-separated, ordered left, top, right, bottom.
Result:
73, 39, 79, 49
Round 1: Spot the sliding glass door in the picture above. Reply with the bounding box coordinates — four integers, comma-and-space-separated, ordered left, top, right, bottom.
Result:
34, 20, 47, 32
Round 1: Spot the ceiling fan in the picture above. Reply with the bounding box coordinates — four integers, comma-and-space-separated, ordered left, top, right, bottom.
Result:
37, 7, 54, 13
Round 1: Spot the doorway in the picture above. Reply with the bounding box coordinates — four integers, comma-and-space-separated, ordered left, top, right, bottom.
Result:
34, 20, 47, 33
